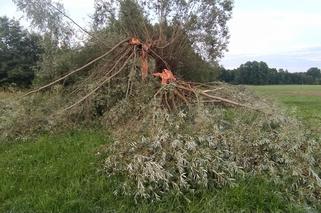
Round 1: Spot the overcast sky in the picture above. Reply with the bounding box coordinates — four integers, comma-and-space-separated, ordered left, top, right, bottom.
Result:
222, 0, 321, 72
1, 0, 320, 72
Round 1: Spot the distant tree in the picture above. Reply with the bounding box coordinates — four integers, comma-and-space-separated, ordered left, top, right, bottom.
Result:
219, 67, 235, 83
268, 68, 278, 84
306, 67, 321, 82
0, 17, 42, 87
307, 67, 321, 76
233, 61, 270, 85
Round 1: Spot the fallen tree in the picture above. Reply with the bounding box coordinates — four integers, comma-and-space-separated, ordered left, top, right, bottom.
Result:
6, 0, 320, 206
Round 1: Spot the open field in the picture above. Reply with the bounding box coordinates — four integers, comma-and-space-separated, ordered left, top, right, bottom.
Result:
249, 85, 321, 132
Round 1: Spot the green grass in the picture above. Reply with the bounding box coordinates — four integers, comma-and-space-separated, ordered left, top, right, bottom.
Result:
0, 130, 303, 213
249, 85, 321, 132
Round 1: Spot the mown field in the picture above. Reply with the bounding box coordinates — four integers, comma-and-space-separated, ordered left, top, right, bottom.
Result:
250, 85, 321, 132
0, 85, 320, 213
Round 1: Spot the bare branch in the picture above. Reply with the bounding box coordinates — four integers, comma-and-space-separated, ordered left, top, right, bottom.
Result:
23, 38, 129, 97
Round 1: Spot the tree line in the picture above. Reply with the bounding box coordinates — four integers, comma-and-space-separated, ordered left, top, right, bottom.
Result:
219, 61, 321, 85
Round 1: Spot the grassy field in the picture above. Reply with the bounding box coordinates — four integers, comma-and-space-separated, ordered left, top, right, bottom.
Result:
249, 85, 321, 132
1, 85, 320, 212
0, 130, 302, 213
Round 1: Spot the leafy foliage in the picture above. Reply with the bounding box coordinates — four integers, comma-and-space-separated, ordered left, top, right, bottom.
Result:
11, 0, 83, 86
13, 0, 73, 44
0, 17, 42, 87
94, 0, 233, 59
0, 89, 63, 140
93, 0, 232, 81
307, 67, 321, 80
102, 85, 321, 202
